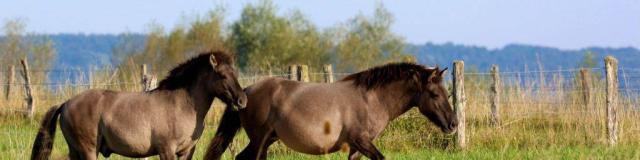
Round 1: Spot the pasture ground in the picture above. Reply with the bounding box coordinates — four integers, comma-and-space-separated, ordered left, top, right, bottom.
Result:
1, 107, 639, 160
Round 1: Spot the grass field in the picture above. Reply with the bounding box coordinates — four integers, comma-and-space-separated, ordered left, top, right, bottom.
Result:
1, 68, 639, 159
1, 106, 639, 160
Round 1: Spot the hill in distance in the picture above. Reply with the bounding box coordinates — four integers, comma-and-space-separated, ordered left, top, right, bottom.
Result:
39, 34, 640, 73
408, 42, 640, 72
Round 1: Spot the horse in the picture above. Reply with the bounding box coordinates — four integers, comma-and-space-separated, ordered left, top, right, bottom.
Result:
204, 62, 458, 160
30, 51, 248, 160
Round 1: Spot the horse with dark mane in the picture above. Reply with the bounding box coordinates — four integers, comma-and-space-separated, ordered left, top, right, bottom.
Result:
205, 62, 458, 160
30, 51, 247, 160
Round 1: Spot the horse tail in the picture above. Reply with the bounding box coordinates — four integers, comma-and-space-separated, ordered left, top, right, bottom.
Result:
204, 103, 242, 160
31, 103, 64, 160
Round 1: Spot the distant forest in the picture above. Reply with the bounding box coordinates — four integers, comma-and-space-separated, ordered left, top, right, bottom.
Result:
37, 33, 640, 72
408, 43, 640, 72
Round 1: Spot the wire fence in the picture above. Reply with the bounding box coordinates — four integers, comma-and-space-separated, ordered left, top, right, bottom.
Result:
1, 66, 639, 113
0, 64, 639, 151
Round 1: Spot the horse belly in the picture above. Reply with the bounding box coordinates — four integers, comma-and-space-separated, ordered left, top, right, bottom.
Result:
100, 121, 154, 156
275, 119, 344, 155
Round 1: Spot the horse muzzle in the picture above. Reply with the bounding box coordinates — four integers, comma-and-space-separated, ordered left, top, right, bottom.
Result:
442, 120, 459, 134
233, 94, 248, 110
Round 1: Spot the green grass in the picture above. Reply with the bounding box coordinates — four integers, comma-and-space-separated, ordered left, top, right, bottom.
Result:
1, 109, 639, 160
268, 146, 640, 160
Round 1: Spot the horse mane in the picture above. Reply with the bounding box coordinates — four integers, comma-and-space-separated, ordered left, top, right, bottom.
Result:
154, 50, 234, 90
340, 62, 435, 90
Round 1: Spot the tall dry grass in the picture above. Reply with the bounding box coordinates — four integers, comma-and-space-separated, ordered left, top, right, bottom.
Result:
0, 64, 638, 159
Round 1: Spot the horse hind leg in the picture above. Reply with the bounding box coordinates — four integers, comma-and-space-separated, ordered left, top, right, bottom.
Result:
65, 138, 98, 160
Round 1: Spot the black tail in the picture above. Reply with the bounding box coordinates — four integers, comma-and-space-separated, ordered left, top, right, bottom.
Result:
204, 102, 242, 160
31, 103, 64, 160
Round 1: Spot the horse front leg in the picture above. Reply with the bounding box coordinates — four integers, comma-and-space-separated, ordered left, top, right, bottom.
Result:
348, 138, 384, 160
157, 146, 177, 160
178, 145, 196, 160
159, 152, 177, 160
348, 149, 363, 160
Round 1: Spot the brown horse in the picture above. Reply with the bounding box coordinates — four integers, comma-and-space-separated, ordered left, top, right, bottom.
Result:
205, 63, 458, 160
30, 51, 248, 160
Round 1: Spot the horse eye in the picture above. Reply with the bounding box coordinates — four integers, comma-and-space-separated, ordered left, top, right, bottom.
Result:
216, 72, 227, 79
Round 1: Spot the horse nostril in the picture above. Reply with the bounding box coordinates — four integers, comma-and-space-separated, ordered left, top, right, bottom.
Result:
449, 120, 459, 129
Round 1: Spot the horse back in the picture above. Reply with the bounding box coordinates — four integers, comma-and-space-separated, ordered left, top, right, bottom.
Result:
243, 77, 364, 120
62, 89, 116, 120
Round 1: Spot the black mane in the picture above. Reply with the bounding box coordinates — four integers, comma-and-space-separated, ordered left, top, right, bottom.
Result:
154, 51, 234, 90
341, 62, 436, 90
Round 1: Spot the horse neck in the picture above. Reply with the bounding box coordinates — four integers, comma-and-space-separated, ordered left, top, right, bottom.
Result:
186, 84, 216, 118
154, 79, 215, 119
369, 82, 416, 120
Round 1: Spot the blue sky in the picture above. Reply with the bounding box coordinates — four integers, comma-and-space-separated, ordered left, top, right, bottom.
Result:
1, 0, 638, 49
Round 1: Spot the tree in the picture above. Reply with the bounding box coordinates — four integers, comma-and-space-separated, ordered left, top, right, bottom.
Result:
115, 8, 229, 78
231, 0, 331, 72
579, 51, 597, 68
334, 3, 414, 72
1, 19, 27, 66
0, 19, 56, 83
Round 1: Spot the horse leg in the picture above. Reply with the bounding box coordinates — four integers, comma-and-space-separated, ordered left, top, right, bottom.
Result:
62, 135, 95, 160
178, 145, 196, 160
348, 138, 384, 160
237, 131, 278, 160
159, 151, 177, 160
75, 147, 98, 160
257, 132, 278, 160
236, 141, 258, 160
157, 146, 178, 160
67, 145, 82, 160
348, 149, 363, 160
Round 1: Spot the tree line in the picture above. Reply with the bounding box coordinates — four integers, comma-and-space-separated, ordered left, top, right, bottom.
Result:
113, 1, 414, 78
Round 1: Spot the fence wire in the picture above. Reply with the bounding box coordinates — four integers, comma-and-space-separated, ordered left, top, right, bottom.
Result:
1, 67, 639, 114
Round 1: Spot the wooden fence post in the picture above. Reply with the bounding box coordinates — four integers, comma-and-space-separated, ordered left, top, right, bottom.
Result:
490, 65, 501, 126
605, 56, 618, 145
288, 65, 299, 81
5, 65, 15, 100
323, 64, 334, 83
140, 64, 151, 92
20, 58, 35, 118
298, 65, 310, 82
580, 68, 592, 109
149, 75, 157, 90
453, 61, 466, 148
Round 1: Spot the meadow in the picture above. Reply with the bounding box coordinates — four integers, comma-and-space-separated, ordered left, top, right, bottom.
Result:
0, 62, 639, 160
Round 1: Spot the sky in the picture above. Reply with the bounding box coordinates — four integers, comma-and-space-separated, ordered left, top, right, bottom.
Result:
0, 0, 638, 49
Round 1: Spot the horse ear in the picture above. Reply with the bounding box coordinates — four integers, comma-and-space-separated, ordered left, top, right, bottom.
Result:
209, 54, 218, 67
439, 68, 448, 77
428, 69, 441, 83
